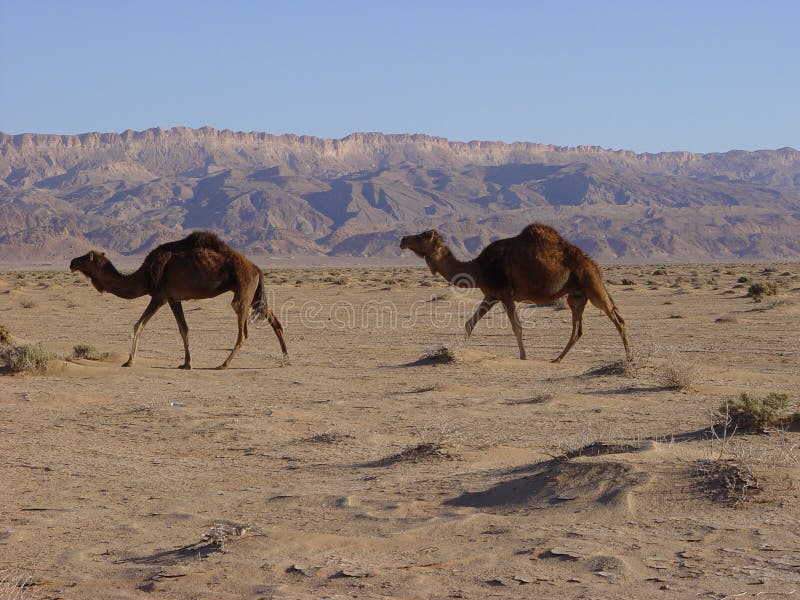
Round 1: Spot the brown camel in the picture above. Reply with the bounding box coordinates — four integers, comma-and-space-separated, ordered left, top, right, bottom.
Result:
70, 231, 288, 370
400, 223, 630, 362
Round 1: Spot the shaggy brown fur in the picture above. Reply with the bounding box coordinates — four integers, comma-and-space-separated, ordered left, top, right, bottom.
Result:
400, 223, 629, 362
70, 231, 287, 369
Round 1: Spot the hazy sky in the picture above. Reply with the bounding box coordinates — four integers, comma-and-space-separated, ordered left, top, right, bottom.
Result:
1, 0, 798, 153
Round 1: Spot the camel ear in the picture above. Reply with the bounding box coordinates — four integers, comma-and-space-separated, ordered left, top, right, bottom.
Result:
88, 251, 95, 262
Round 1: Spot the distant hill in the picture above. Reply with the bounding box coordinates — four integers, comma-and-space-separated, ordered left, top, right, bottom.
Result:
1, 127, 799, 263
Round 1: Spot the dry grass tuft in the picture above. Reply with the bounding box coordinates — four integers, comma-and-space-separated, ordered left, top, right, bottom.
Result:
369, 422, 457, 466
656, 352, 699, 390
0, 323, 12, 346
70, 344, 108, 361
417, 344, 465, 365
0, 570, 34, 600
561, 441, 644, 460
372, 442, 453, 466
306, 431, 353, 444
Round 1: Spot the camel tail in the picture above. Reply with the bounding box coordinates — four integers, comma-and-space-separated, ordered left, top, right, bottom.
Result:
251, 271, 288, 356
251, 271, 269, 322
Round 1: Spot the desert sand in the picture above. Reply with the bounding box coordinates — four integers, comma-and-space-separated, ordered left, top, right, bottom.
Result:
1, 263, 799, 599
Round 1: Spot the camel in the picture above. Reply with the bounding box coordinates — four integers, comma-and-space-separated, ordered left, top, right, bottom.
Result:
70, 231, 287, 370
400, 223, 630, 362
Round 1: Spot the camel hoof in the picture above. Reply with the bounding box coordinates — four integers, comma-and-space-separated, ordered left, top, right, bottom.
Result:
177, 364, 192, 370
215, 364, 229, 370
551, 357, 562, 364
121, 361, 133, 368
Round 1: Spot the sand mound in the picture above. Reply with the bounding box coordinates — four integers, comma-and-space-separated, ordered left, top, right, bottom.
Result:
446, 460, 650, 514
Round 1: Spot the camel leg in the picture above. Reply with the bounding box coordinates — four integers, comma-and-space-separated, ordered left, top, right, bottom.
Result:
168, 299, 192, 370
267, 308, 289, 358
552, 295, 588, 363
501, 298, 526, 360
464, 295, 498, 342
217, 298, 248, 370
122, 297, 165, 367
590, 295, 631, 359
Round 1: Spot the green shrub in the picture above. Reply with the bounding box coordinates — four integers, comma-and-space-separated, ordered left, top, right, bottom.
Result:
724, 392, 791, 431
1, 344, 59, 373
737, 276, 750, 283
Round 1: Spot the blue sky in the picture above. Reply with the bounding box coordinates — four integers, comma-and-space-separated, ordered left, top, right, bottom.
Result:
1, 0, 798, 153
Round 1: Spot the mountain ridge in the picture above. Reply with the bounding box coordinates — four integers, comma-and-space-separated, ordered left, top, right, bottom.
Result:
2, 127, 799, 263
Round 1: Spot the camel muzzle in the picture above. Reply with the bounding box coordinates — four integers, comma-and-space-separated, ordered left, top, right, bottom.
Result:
399, 237, 411, 249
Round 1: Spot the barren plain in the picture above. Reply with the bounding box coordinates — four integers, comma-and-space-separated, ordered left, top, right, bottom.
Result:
1, 263, 799, 599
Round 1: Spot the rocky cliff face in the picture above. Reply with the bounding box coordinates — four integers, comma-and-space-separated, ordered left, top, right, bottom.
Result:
1, 127, 799, 262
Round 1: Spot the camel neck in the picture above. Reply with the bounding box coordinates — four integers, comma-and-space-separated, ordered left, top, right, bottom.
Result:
93, 261, 150, 299
428, 246, 481, 288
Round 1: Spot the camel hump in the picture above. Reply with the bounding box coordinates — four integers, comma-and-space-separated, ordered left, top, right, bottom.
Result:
183, 231, 230, 252
518, 223, 565, 245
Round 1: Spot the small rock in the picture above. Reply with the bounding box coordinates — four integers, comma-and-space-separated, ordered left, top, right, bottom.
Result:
512, 574, 533, 584
660, 584, 671, 590
338, 569, 371, 578
548, 547, 583, 560
486, 578, 508, 587
595, 571, 613, 578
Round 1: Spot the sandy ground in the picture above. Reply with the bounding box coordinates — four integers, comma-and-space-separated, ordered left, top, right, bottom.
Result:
1, 263, 799, 599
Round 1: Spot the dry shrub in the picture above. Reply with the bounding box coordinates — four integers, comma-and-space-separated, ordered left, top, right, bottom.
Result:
656, 352, 699, 390
418, 344, 464, 364
0, 323, 12, 346
747, 280, 778, 302
370, 422, 457, 466
696, 459, 759, 506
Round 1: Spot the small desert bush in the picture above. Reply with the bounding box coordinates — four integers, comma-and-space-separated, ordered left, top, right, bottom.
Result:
71, 344, 107, 360
418, 344, 464, 364
1, 343, 59, 373
620, 278, 636, 286
696, 458, 760, 506
657, 353, 699, 390
19, 300, 36, 309
737, 276, 750, 283
723, 393, 791, 431
747, 280, 778, 302
0, 323, 12, 346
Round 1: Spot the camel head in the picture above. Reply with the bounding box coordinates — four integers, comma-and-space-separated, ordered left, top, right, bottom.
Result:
399, 230, 445, 258
400, 230, 449, 276
70, 250, 109, 292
